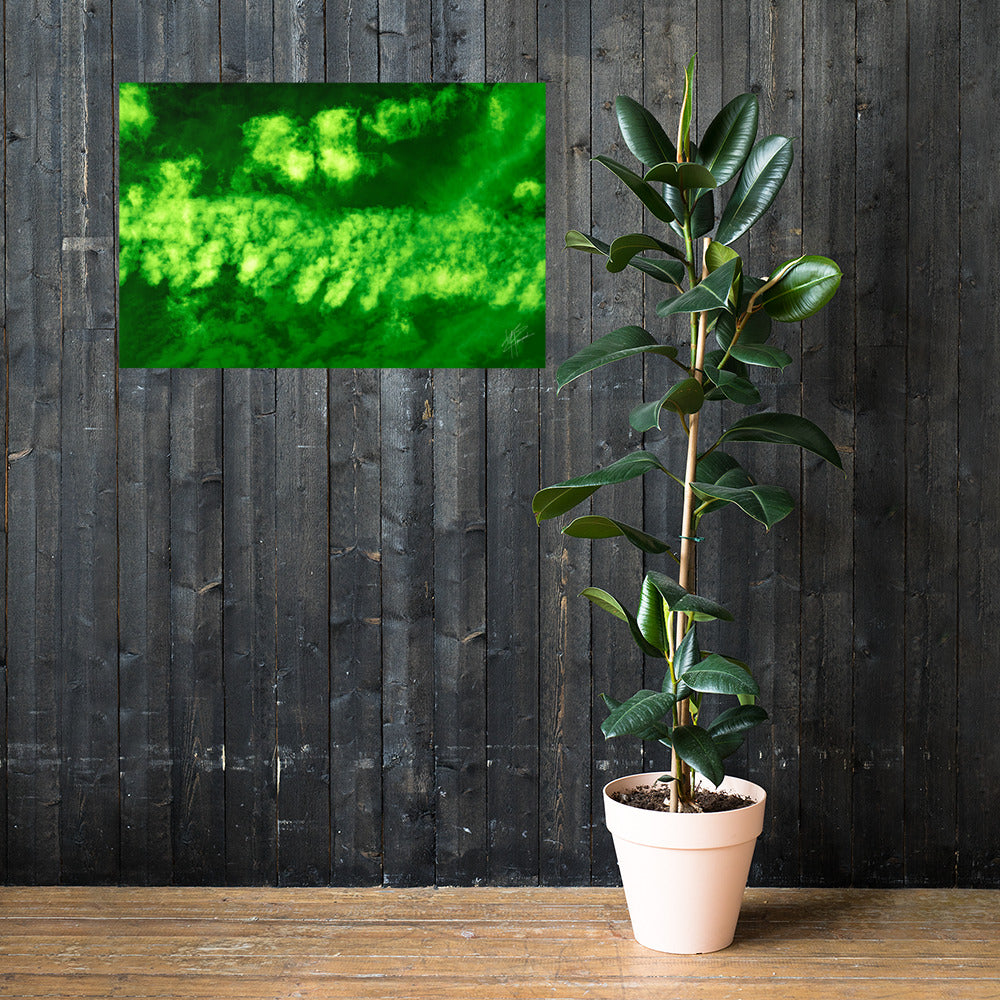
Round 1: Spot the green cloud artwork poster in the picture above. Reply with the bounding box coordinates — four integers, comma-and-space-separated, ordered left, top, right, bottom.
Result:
118, 82, 546, 368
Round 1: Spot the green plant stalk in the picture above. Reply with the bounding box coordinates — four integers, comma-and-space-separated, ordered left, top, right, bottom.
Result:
669, 240, 711, 812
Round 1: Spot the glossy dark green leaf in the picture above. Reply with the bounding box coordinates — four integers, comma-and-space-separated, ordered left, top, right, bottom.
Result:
729, 344, 793, 369
760, 255, 843, 322
672, 624, 701, 700
714, 307, 771, 350
719, 412, 843, 469
683, 653, 760, 696
629, 378, 705, 432
670, 724, 724, 787
712, 731, 744, 759
607, 233, 685, 272
690, 189, 716, 239
602, 689, 675, 739
657, 259, 740, 316
637, 575, 670, 654
695, 449, 743, 485
583, 588, 664, 659
644, 161, 717, 189
716, 135, 794, 245
645, 570, 734, 622
698, 93, 759, 185
693, 467, 755, 518
707, 703, 769, 738
702, 364, 761, 405
593, 155, 675, 223
615, 95, 677, 166
556, 325, 679, 391
565, 230, 611, 255
690, 481, 794, 529
533, 451, 667, 521
628, 255, 686, 286
562, 515, 674, 555
703, 349, 749, 380
705, 240, 740, 273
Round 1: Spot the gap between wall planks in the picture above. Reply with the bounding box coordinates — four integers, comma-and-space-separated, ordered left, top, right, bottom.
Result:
2, 0, 989, 887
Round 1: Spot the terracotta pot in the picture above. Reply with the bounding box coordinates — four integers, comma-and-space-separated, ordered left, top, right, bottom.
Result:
603, 771, 766, 954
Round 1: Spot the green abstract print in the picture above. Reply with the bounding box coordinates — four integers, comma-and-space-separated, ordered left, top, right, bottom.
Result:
118, 82, 546, 368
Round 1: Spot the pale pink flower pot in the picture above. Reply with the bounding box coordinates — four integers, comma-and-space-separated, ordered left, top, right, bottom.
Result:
603, 771, 766, 954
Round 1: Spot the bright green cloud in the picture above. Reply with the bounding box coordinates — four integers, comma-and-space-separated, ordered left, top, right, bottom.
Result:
119, 82, 154, 142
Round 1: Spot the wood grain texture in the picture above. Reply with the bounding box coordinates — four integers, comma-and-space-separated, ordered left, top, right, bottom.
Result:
219, 0, 279, 888
275, 372, 331, 885
430, 1, 489, 888
586, 0, 643, 882
5, 0, 64, 885
740, 0, 804, 887
57, 0, 118, 884
852, 0, 907, 888
798, 0, 856, 887
112, 0, 175, 888
485, 0, 542, 886
1, 887, 998, 1000
904, 0, 960, 887
328, 367, 384, 887
3, 0, 999, 890
536, 0, 593, 885
957, 0, 1000, 889
325, 4, 383, 889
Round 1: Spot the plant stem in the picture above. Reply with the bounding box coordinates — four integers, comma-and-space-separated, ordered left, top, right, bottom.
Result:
670, 238, 711, 813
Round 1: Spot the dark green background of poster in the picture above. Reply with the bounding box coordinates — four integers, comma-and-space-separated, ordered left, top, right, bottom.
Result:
118, 82, 546, 368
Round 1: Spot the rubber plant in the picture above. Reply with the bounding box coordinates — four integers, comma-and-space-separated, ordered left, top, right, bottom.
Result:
533, 57, 842, 812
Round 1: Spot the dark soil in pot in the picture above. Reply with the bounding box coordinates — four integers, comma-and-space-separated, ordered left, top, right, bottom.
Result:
609, 784, 756, 813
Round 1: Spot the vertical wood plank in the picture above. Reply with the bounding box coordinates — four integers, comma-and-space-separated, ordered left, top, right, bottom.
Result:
379, 2, 437, 887
5, 0, 63, 884
113, 5, 175, 886
327, 0, 379, 82
274, 0, 326, 83
326, 4, 383, 889
169, 369, 226, 884
219, 0, 278, 888
220, 0, 274, 83
957, 0, 1000, 889
221, 372, 278, 886
485, 0, 541, 887
853, 0, 907, 888
0, 0, 7, 886
537, 0, 592, 886
431, 1, 489, 886
328, 367, 383, 886
57, 0, 118, 884
58, 321, 118, 884
739, 0, 803, 886
146, 2, 227, 884
587, 0, 643, 885
799, 0, 856, 886
271, 10, 331, 889
275, 372, 331, 885
904, 0, 960, 888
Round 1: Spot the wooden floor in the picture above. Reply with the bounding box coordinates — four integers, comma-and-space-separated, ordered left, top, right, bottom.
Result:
0, 887, 997, 999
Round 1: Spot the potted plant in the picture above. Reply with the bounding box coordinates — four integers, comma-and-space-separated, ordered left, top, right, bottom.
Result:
533, 56, 843, 954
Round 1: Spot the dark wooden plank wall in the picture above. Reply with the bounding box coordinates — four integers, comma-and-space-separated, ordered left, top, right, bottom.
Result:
1, 0, 992, 888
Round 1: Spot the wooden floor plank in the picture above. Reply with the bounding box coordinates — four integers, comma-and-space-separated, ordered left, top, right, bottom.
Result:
0, 888, 996, 1000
